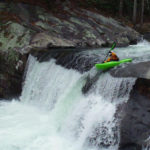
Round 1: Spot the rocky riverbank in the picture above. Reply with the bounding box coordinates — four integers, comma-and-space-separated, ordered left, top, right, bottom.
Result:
0, 1, 141, 98
1, 2, 150, 150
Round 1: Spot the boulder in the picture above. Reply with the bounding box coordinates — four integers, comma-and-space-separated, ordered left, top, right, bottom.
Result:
119, 78, 150, 150
0, 21, 31, 99
143, 32, 150, 42
110, 61, 150, 79
0, 51, 27, 99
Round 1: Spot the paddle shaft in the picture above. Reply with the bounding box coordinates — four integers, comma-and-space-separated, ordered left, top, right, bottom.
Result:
102, 42, 116, 63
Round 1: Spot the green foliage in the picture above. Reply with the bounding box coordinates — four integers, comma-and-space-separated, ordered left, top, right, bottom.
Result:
84, 0, 120, 14
144, 0, 150, 16
79, 0, 150, 23
0, 49, 19, 67
123, 0, 133, 19
44, 0, 150, 23
0, 50, 19, 74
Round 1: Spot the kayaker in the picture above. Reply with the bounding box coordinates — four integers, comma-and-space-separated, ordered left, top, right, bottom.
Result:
104, 51, 119, 63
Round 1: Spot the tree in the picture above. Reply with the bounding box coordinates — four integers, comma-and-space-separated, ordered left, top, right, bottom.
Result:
119, 0, 124, 17
133, 0, 137, 26
140, 0, 145, 27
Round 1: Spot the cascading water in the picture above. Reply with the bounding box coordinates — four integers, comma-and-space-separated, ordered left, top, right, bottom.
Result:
1, 40, 150, 150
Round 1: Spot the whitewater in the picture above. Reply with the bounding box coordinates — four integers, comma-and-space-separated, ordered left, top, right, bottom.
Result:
0, 41, 150, 150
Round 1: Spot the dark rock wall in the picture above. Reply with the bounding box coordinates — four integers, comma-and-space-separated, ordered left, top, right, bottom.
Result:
0, 53, 28, 99
31, 49, 102, 73
110, 61, 150, 80
119, 78, 150, 150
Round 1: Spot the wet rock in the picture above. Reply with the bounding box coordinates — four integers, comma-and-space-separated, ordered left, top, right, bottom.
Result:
0, 1, 141, 98
86, 125, 119, 149
143, 32, 150, 42
0, 21, 30, 99
0, 52, 28, 99
119, 78, 150, 150
30, 32, 76, 49
110, 62, 150, 149
119, 143, 141, 150
110, 61, 150, 79
1, 2, 140, 50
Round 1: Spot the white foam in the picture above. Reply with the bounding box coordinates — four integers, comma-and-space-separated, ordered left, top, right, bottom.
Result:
0, 38, 142, 150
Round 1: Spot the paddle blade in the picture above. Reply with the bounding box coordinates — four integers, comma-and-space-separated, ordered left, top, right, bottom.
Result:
110, 42, 116, 50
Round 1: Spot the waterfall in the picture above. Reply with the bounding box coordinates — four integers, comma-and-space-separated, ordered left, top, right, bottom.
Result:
0, 54, 135, 150
1, 41, 146, 150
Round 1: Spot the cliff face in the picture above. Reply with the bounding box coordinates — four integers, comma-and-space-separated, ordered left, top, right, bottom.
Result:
0, 50, 27, 99
119, 78, 150, 150
109, 62, 150, 149
0, 1, 140, 99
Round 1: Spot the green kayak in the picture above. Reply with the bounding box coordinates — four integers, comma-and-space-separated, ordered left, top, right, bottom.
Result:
95, 58, 132, 70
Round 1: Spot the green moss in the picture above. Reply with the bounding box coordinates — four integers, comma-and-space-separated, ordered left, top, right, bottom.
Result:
83, 30, 96, 39
16, 33, 25, 44
4, 31, 10, 38
70, 17, 91, 28
0, 22, 11, 27
7, 49, 19, 63
0, 22, 31, 51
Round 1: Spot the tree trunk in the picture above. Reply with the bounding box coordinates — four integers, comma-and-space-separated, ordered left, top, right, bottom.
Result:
133, 0, 137, 26
141, 0, 145, 27
119, 0, 124, 17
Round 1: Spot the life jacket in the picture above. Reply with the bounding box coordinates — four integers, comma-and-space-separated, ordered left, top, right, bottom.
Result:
104, 51, 119, 63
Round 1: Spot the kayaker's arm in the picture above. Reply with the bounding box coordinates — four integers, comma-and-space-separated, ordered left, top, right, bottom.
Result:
102, 42, 116, 63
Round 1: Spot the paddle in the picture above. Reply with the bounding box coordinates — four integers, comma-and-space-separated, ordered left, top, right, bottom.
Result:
83, 43, 116, 94
102, 42, 116, 63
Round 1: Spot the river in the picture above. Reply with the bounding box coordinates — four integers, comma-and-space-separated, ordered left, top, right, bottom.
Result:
0, 40, 150, 150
